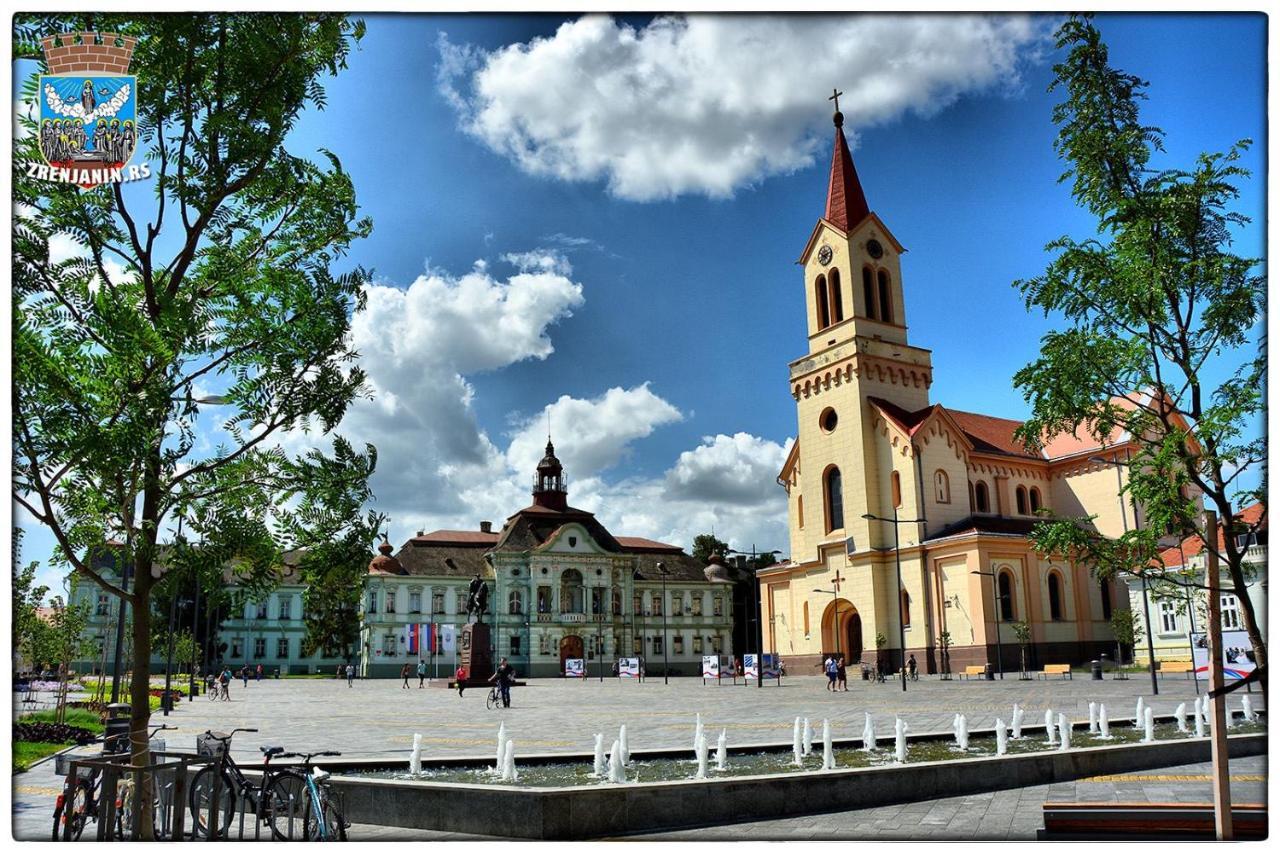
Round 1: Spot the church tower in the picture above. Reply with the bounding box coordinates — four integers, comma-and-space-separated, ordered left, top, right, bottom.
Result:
779, 95, 935, 652
532, 439, 568, 511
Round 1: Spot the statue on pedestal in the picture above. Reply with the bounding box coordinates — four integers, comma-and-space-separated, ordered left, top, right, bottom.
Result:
466, 574, 489, 624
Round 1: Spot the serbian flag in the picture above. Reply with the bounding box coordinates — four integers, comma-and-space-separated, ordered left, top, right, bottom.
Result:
403, 623, 421, 655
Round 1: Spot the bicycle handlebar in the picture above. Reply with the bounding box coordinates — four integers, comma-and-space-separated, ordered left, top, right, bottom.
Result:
100, 722, 171, 744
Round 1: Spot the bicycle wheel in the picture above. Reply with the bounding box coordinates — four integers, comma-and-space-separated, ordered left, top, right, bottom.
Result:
263, 771, 309, 840
52, 779, 89, 840
304, 788, 347, 841
188, 766, 235, 837
119, 779, 168, 840
485, 690, 498, 710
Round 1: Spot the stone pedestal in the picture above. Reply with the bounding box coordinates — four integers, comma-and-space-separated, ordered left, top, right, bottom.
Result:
459, 621, 493, 685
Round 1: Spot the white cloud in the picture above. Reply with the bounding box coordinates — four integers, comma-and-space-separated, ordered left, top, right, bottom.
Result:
439, 14, 1051, 200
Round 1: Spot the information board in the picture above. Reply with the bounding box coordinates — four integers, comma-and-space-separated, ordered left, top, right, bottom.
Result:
564, 658, 585, 678
1191, 630, 1257, 680
618, 657, 641, 678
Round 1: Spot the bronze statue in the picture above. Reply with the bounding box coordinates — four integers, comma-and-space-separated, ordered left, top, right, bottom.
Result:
466, 574, 489, 623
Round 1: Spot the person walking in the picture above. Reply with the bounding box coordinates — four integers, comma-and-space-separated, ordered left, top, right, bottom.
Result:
907, 654, 918, 681
401, 663, 412, 689
824, 656, 838, 692
417, 659, 428, 688
219, 668, 232, 701
345, 663, 355, 687
489, 657, 516, 708
256, 664, 263, 682
240, 666, 249, 688
454, 665, 467, 697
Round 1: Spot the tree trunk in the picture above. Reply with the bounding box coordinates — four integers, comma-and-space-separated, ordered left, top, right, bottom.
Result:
129, 561, 155, 840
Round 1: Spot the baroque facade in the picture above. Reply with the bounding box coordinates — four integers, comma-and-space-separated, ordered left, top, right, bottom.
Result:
760, 105, 1166, 675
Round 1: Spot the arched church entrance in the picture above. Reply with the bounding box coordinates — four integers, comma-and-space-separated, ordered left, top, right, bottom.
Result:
559, 635, 583, 673
820, 599, 862, 664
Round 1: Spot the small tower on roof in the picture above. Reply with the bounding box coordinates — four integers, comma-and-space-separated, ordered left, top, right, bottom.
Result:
532, 438, 568, 512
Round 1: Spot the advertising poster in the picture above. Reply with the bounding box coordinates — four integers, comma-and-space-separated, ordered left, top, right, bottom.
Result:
618, 657, 641, 678
743, 653, 759, 679
1191, 630, 1257, 680
762, 653, 782, 679
565, 658, 586, 678
701, 655, 719, 679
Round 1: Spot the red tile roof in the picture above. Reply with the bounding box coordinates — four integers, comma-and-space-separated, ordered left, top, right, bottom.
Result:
1155, 503, 1266, 569
947, 408, 1040, 459
824, 115, 870, 232
617, 536, 683, 552
410, 530, 498, 546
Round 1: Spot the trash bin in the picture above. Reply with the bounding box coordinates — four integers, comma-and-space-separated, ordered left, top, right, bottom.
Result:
1091, 660, 1103, 681
104, 702, 131, 753
160, 690, 175, 712
984, 663, 994, 681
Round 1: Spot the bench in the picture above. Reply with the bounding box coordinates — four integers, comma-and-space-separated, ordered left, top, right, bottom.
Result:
1158, 660, 1195, 679
1039, 802, 1266, 839
1036, 663, 1072, 680
959, 665, 987, 680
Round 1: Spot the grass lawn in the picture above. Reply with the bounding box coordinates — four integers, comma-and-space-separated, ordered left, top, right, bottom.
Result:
18, 708, 106, 734
14, 741, 69, 773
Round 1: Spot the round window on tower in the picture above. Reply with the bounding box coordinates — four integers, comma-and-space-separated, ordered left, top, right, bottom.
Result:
820, 407, 839, 433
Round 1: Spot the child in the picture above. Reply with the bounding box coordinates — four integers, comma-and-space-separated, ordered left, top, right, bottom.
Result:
454, 665, 467, 696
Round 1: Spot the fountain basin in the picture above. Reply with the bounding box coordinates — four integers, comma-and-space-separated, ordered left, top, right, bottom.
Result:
325, 724, 1265, 839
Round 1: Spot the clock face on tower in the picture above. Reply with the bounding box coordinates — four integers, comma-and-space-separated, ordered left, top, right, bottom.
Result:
866, 239, 884, 260
817, 245, 833, 266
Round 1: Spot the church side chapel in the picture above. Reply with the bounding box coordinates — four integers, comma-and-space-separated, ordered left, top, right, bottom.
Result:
361, 440, 736, 677
761, 93, 1167, 675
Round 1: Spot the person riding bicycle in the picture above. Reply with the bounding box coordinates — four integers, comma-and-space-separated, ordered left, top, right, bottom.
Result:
907, 654, 918, 680
489, 657, 515, 708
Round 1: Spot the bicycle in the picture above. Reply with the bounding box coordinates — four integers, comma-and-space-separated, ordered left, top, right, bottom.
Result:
52, 723, 170, 840
485, 685, 503, 710
187, 728, 306, 840
276, 750, 348, 840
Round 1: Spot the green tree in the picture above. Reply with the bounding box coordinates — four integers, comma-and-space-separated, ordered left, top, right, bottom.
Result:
13, 14, 374, 834
28, 596, 95, 722
13, 531, 50, 671
691, 533, 730, 564
1109, 608, 1143, 668
1013, 16, 1266, 672
1009, 620, 1032, 677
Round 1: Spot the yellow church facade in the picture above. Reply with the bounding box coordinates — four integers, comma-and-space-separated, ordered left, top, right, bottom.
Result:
759, 104, 1144, 675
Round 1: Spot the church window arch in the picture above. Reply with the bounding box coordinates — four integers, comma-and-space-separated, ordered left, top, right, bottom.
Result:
829, 268, 844, 323
862, 266, 877, 320
797, 494, 805, 529
560, 569, 584, 614
877, 269, 894, 324
803, 601, 810, 636
1047, 571, 1064, 621
823, 466, 844, 532
901, 589, 911, 627
1029, 487, 1042, 514
997, 570, 1016, 621
1099, 578, 1113, 620
815, 275, 831, 329
1015, 486, 1028, 515
974, 481, 991, 513
935, 470, 951, 504
508, 589, 524, 615
891, 470, 902, 508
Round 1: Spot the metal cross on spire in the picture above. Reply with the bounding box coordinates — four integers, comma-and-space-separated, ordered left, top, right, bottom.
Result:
829, 88, 844, 113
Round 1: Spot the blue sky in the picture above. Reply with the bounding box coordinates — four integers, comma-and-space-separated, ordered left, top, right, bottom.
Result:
17, 13, 1267, 595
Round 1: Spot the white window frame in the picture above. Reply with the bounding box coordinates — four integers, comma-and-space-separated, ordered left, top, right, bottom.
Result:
1221, 594, 1241, 630
1159, 599, 1178, 633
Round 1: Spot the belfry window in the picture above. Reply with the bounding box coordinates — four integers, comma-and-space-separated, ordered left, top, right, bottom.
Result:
935, 470, 951, 504
824, 466, 844, 532
877, 270, 893, 323
974, 481, 990, 513
828, 269, 844, 323
1016, 486, 1028, 515
862, 267, 876, 319
1029, 487, 1042, 514
815, 275, 831, 329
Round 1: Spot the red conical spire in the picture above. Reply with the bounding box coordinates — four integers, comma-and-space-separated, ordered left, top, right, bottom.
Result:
824, 108, 870, 232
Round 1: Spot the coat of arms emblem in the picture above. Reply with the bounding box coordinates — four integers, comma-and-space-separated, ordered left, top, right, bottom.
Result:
36, 31, 140, 189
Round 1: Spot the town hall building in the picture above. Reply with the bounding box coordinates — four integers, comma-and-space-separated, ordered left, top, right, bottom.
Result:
759, 102, 1158, 675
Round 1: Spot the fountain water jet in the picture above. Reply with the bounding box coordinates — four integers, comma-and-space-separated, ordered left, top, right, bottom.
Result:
494, 723, 508, 774
822, 719, 835, 770
803, 718, 814, 756
1135, 696, 1145, 729
1044, 710, 1057, 746
1011, 704, 1024, 739
1243, 695, 1256, 723
593, 734, 606, 778
694, 734, 709, 780
619, 725, 630, 765
410, 733, 423, 776
1098, 704, 1111, 739
862, 713, 876, 752
792, 717, 804, 766
694, 714, 704, 751
501, 740, 517, 782
1057, 713, 1071, 751
894, 718, 908, 764
995, 719, 1008, 755
1174, 702, 1188, 733
1088, 702, 1098, 734
607, 739, 627, 783
1194, 703, 1206, 738
1142, 707, 1155, 742
716, 729, 728, 771
954, 714, 969, 750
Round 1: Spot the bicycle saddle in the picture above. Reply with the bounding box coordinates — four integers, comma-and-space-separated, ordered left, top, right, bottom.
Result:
260, 745, 285, 757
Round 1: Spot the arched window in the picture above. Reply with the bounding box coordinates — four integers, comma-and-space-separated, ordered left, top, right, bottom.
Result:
975, 481, 990, 513
797, 494, 805, 529
877, 270, 893, 324
935, 470, 951, 504
1047, 572, 1063, 621
828, 269, 844, 323
508, 589, 524, 615
815, 275, 830, 329
862, 267, 877, 320
891, 471, 902, 508
1029, 487, 1042, 514
997, 570, 1015, 622
560, 569, 584, 614
901, 589, 911, 627
824, 466, 844, 532
802, 601, 810, 636
1015, 486, 1028, 515
1099, 578, 1113, 620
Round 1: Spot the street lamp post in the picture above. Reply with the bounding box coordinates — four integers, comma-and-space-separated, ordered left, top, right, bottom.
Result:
1091, 455, 1159, 696
970, 569, 1005, 680
863, 511, 925, 693
727, 547, 782, 689
656, 562, 670, 684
